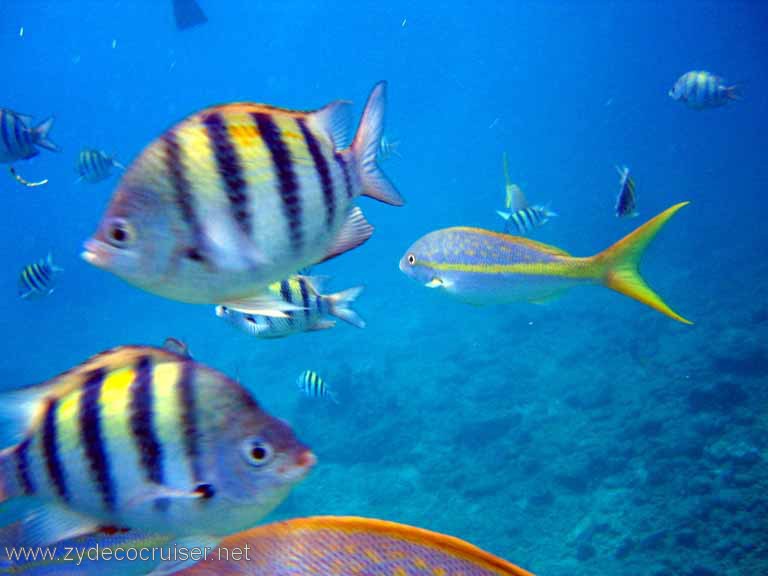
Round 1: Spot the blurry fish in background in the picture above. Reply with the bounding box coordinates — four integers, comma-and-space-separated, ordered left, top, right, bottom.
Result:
379, 134, 401, 160
401, 202, 693, 324
173, 516, 535, 576
173, 0, 208, 30
669, 70, 741, 109
0, 345, 315, 544
0, 109, 58, 164
18, 253, 63, 299
216, 275, 365, 339
9, 166, 47, 188
76, 148, 125, 183
82, 82, 401, 311
615, 165, 638, 218
162, 335, 192, 357
297, 370, 338, 403
496, 153, 556, 235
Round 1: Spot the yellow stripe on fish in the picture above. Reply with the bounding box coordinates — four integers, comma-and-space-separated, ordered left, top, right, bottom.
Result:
400, 202, 692, 324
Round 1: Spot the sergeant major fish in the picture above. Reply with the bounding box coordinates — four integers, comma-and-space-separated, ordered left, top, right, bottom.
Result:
496, 152, 556, 235
76, 149, 125, 183
18, 253, 63, 299
0, 109, 58, 164
669, 71, 741, 109
401, 202, 692, 324
82, 82, 403, 313
615, 165, 638, 218
216, 275, 364, 339
297, 370, 337, 404
0, 344, 315, 545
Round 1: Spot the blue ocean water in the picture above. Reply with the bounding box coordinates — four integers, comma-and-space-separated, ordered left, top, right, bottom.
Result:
1, 1, 767, 574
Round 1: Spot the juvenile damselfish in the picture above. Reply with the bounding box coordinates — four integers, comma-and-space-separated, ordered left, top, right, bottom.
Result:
0, 344, 315, 544
82, 82, 403, 310
0, 109, 58, 164
400, 202, 692, 324
669, 71, 740, 109
76, 148, 125, 183
216, 274, 364, 338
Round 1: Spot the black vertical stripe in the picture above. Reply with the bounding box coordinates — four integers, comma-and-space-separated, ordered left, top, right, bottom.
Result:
130, 356, 163, 485
297, 118, 335, 229
163, 131, 209, 265
22, 269, 41, 292
15, 438, 35, 495
316, 294, 324, 314
42, 398, 68, 501
178, 361, 202, 483
0, 112, 13, 155
30, 264, 48, 290
298, 277, 311, 321
334, 152, 353, 199
202, 112, 252, 237
280, 280, 294, 326
252, 113, 302, 251
80, 368, 115, 510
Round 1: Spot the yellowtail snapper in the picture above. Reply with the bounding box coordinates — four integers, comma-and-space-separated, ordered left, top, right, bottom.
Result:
18, 254, 63, 299
0, 109, 58, 164
0, 343, 315, 545
669, 71, 741, 109
615, 165, 638, 218
82, 82, 403, 314
217, 275, 364, 339
400, 202, 692, 324
76, 148, 125, 183
297, 370, 337, 403
496, 153, 556, 235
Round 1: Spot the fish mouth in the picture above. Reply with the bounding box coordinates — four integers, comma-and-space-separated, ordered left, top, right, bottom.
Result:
286, 449, 316, 481
81, 239, 107, 268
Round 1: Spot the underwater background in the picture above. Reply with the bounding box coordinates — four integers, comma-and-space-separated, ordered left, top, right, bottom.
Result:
1, 1, 767, 575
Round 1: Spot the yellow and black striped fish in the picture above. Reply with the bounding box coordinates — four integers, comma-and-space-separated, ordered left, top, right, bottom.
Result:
76, 148, 124, 183
297, 370, 337, 404
0, 344, 315, 543
18, 253, 63, 299
216, 274, 364, 339
0, 109, 58, 164
82, 82, 403, 312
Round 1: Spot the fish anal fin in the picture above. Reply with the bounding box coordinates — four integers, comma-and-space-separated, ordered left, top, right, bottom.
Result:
22, 504, 99, 547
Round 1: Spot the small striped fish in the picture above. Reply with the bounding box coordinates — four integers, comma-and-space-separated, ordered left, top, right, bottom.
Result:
83, 82, 403, 310
0, 345, 315, 543
217, 275, 364, 339
18, 253, 63, 299
76, 148, 125, 183
615, 165, 638, 218
0, 109, 58, 164
669, 71, 740, 109
401, 203, 692, 324
496, 205, 557, 235
297, 370, 337, 403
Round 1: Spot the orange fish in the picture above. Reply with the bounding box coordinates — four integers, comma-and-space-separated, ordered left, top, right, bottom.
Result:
177, 515, 534, 575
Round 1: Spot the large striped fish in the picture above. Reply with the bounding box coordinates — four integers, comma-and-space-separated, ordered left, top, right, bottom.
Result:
216, 274, 364, 338
0, 110, 58, 164
400, 202, 692, 324
0, 345, 315, 545
668, 70, 740, 109
82, 82, 403, 311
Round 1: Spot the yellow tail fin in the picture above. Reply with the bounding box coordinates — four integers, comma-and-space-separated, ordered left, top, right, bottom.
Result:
591, 202, 693, 324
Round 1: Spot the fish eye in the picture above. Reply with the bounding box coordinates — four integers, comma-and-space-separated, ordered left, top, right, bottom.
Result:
105, 218, 135, 247
407, 254, 416, 265
241, 437, 274, 467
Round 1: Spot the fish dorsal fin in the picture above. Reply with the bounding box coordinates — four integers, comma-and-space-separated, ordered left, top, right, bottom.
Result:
506, 184, 529, 211
318, 207, 374, 264
309, 100, 353, 150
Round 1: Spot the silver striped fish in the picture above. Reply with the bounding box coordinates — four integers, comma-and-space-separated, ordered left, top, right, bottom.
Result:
615, 165, 638, 218
297, 370, 337, 404
669, 71, 740, 109
496, 206, 557, 235
0, 110, 58, 164
216, 275, 364, 339
82, 82, 403, 312
76, 149, 125, 183
0, 345, 315, 544
18, 254, 63, 299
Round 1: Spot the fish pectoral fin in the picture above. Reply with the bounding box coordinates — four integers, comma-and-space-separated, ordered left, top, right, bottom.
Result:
21, 503, 100, 547
425, 277, 444, 288
127, 483, 207, 509
146, 535, 221, 576
221, 294, 306, 318
318, 207, 374, 264
309, 320, 336, 331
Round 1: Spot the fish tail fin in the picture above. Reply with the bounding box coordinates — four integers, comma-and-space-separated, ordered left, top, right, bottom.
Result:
32, 117, 59, 153
726, 83, 743, 101
496, 210, 511, 221
589, 202, 692, 324
326, 286, 366, 328
347, 81, 404, 206
46, 252, 63, 273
